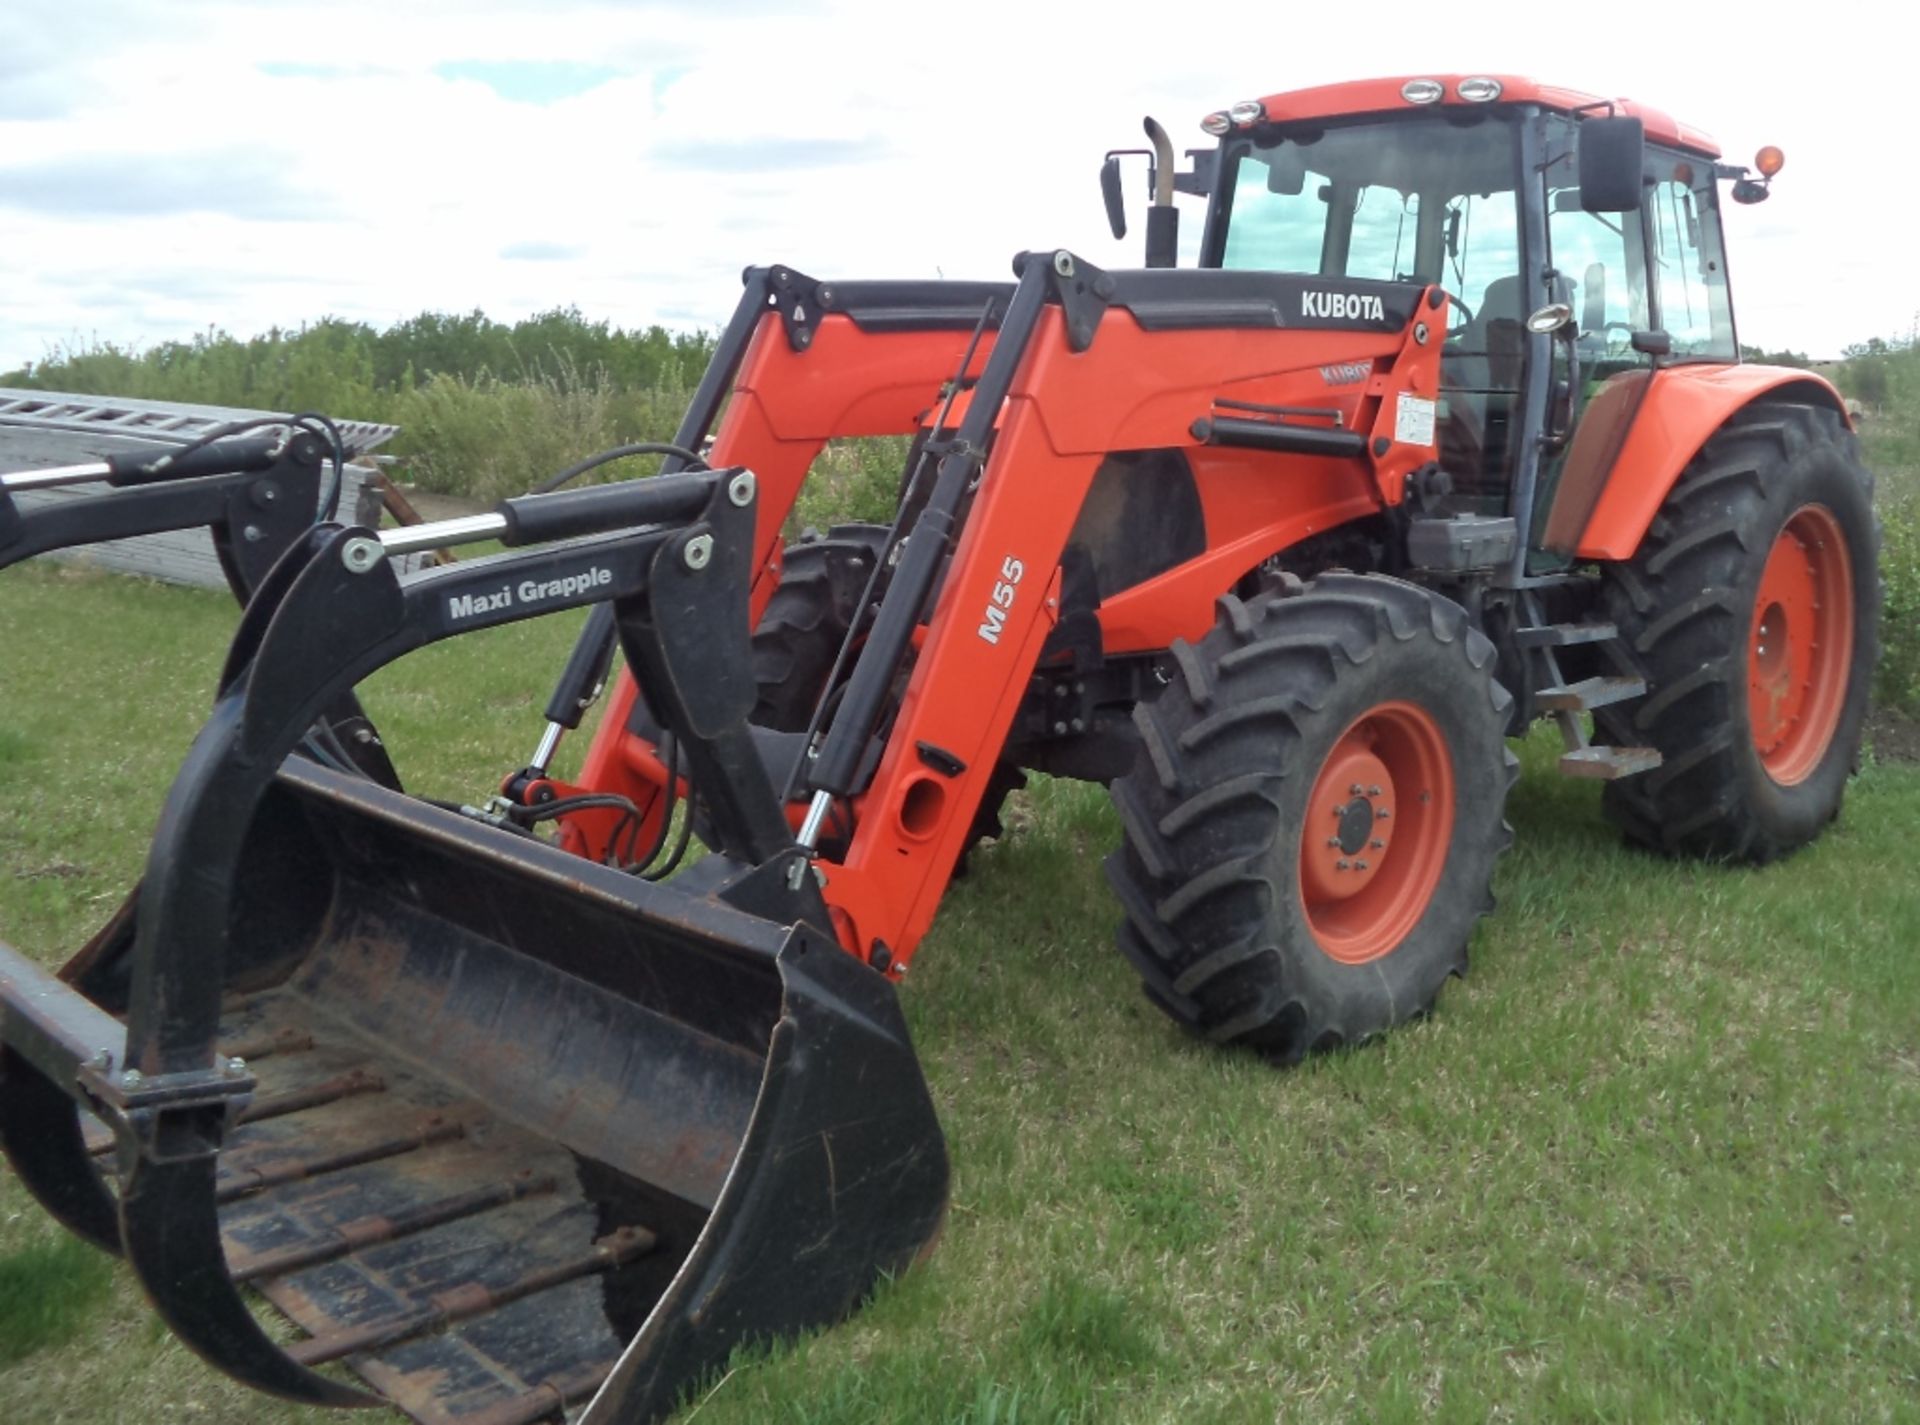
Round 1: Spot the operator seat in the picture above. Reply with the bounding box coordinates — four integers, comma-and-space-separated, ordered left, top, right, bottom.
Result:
1440, 274, 1526, 497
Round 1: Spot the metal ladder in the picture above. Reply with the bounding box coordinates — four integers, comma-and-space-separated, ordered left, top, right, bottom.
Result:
1512, 590, 1663, 780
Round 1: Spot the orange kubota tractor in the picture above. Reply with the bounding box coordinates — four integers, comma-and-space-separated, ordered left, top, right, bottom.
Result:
0, 75, 1878, 1423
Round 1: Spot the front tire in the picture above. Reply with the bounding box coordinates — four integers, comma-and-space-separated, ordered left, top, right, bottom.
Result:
1106, 574, 1516, 1064
1597, 404, 1879, 861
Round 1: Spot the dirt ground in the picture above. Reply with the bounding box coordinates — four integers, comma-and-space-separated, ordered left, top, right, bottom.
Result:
1867, 703, 1920, 764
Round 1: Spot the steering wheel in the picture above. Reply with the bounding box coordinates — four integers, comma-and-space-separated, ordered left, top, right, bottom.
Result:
1443, 294, 1474, 339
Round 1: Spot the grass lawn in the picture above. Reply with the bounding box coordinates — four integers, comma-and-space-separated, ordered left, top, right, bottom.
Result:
1, 560, 1916, 1424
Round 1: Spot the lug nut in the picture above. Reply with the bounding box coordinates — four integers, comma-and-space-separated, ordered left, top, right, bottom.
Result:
1355, 859, 1369, 871
1336, 859, 1350, 871
1368, 785, 1382, 796
1350, 784, 1365, 796
1371, 838, 1385, 850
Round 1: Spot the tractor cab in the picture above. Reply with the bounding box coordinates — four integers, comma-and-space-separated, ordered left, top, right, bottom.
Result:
1190, 77, 1742, 556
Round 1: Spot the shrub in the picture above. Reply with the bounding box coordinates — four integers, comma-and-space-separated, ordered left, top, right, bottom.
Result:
1879, 497, 1920, 717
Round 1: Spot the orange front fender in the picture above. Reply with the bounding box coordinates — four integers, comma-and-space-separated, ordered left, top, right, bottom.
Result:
1550, 364, 1848, 561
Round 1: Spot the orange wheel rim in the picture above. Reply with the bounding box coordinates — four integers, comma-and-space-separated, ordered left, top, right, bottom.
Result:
1297, 701, 1455, 965
1748, 504, 1854, 785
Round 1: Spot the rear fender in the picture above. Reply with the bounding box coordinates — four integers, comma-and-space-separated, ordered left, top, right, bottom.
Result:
1547, 364, 1848, 560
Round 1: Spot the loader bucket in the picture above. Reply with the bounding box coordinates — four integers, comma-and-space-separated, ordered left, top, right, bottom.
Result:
0, 473, 950, 1424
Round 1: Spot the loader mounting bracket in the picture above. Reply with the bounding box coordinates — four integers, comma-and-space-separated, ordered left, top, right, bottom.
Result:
766, 264, 828, 352
1018, 248, 1113, 353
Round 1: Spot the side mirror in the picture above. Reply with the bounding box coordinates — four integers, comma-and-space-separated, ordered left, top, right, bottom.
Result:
1265, 147, 1307, 196
1578, 115, 1645, 213
1100, 155, 1127, 240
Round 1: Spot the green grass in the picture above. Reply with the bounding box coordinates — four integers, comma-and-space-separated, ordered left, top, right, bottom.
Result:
2, 563, 1919, 1423
0, 1240, 115, 1370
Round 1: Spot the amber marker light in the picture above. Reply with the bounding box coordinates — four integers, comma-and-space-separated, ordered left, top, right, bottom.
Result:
1756, 145, 1785, 177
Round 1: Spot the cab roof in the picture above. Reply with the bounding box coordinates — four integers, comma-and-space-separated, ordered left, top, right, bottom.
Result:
1237, 75, 1720, 158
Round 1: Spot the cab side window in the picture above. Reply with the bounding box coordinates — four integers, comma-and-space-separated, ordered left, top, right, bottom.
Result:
1547, 191, 1647, 371
1645, 153, 1735, 359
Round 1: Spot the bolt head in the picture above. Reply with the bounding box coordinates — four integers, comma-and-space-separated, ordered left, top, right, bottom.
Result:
1368, 785, 1382, 797
684, 533, 715, 570
1053, 250, 1075, 277
1355, 859, 1369, 871
727, 471, 757, 507
1371, 838, 1385, 850
1377, 808, 1391, 819
121, 1068, 144, 1089
1351, 784, 1366, 796
1336, 859, 1350, 871
341, 537, 386, 573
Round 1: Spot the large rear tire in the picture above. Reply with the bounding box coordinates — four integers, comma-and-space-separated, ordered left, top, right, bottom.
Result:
1106, 574, 1516, 1064
1597, 404, 1879, 861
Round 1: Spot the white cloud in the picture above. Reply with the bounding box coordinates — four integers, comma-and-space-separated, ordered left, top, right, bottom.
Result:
1, 0, 1910, 372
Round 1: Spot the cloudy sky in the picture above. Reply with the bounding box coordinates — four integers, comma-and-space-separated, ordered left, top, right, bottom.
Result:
2, 0, 1908, 375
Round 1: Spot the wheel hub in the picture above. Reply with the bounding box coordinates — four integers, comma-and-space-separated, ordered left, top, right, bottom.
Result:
1748, 503, 1853, 785
1302, 745, 1392, 901
1296, 702, 1452, 965
1335, 796, 1376, 856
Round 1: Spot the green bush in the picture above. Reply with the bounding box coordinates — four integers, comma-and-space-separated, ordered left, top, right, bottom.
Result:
790, 437, 911, 534
1879, 498, 1920, 717
3, 307, 713, 412
388, 362, 693, 505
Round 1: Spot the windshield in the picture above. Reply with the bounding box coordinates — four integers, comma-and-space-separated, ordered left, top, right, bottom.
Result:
1211, 112, 1522, 318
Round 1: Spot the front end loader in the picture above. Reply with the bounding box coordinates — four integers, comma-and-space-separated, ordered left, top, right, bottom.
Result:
1, 468, 946, 1422
0, 73, 1880, 1423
